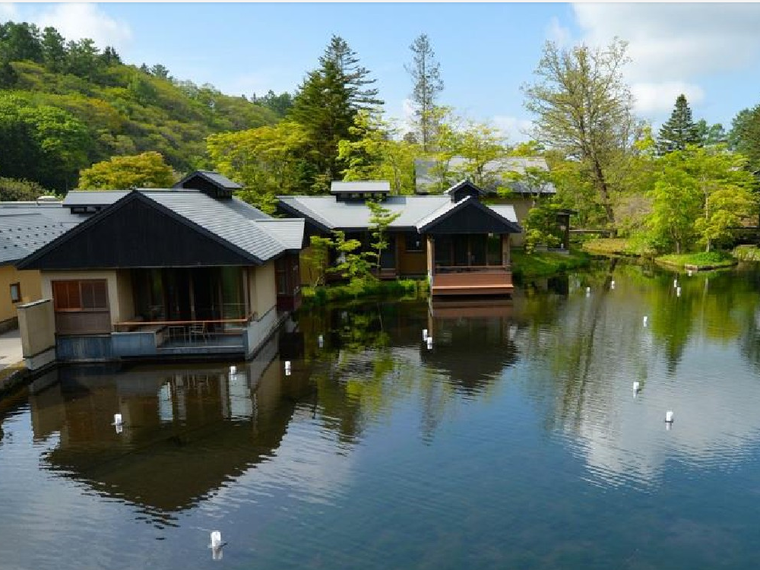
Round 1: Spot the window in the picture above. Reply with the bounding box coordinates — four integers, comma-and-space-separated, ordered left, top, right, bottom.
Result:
405, 233, 424, 253
9, 282, 20, 303
53, 280, 108, 311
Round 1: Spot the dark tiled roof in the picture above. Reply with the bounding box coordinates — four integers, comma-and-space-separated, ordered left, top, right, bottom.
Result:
143, 191, 289, 262
63, 190, 131, 207
0, 204, 84, 264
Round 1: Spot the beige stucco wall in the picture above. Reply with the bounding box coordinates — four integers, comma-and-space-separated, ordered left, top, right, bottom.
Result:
40, 269, 137, 326
247, 262, 277, 319
0, 265, 43, 324
17, 298, 55, 358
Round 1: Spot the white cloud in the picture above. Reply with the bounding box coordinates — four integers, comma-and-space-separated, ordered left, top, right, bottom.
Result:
571, 4, 760, 121
573, 4, 760, 81
492, 115, 533, 144
0, 3, 18, 20
29, 3, 132, 52
546, 16, 571, 49
631, 82, 705, 117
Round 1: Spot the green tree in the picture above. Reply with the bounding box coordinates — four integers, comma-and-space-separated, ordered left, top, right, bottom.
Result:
253, 90, 293, 118
367, 198, 401, 271
405, 33, 444, 152
523, 39, 637, 228
695, 119, 727, 147
647, 146, 757, 253
289, 36, 382, 186
0, 94, 91, 190
729, 104, 760, 171
207, 121, 314, 212
0, 177, 53, 201
320, 35, 383, 111
0, 22, 42, 63
329, 230, 373, 285
450, 119, 509, 189
337, 111, 418, 194
78, 151, 175, 189
657, 94, 701, 154
40, 27, 66, 72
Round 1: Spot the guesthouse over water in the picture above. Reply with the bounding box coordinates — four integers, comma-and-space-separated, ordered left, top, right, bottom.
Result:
17, 172, 304, 365
278, 179, 522, 297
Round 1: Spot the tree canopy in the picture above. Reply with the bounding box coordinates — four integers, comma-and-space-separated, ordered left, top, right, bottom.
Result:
78, 151, 175, 190
523, 39, 637, 227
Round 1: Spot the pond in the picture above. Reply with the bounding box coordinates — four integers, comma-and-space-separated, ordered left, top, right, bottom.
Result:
2, 260, 760, 569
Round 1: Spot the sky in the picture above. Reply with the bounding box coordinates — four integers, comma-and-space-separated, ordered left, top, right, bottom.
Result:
2, 2, 760, 143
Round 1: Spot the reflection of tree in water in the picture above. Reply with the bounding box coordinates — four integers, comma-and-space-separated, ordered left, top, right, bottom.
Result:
297, 300, 516, 445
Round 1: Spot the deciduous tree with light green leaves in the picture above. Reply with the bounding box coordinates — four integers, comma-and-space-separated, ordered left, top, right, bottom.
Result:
207, 121, 313, 210
337, 111, 418, 194
78, 151, 175, 189
367, 198, 401, 271
647, 145, 757, 253
523, 39, 638, 228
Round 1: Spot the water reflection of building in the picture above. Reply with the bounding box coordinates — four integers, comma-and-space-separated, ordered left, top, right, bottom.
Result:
29, 336, 312, 514
423, 298, 519, 394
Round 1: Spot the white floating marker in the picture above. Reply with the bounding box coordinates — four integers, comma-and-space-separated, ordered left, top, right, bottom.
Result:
687, 269, 693, 277
112, 413, 123, 434
426, 336, 433, 350
665, 410, 674, 423
633, 381, 640, 393
673, 279, 678, 288
676, 286, 681, 297
586, 286, 591, 296
422, 328, 428, 341
643, 316, 648, 327
209, 530, 224, 560
285, 360, 292, 376
610, 280, 615, 290
229, 365, 236, 375
318, 334, 324, 348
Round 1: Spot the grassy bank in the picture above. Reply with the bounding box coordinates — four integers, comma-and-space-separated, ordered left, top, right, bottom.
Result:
512, 249, 591, 280
732, 244, 760, 262
301, 278, 428, 308
655, 251, 737, 270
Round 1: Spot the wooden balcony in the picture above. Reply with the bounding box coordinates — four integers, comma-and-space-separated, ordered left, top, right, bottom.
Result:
431, 266, 513, 297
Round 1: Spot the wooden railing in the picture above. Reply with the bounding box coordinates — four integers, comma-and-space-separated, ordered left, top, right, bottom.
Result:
114, 313, 256, 333
431, 269, 513, 296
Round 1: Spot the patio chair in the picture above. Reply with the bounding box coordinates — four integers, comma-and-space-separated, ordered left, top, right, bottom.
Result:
188, 322, 209, 343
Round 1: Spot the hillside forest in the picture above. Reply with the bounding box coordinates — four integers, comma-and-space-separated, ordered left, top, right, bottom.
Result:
1, 21, 760, 256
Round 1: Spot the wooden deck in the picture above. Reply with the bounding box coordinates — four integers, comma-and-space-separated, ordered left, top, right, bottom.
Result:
431, 269, 513, 297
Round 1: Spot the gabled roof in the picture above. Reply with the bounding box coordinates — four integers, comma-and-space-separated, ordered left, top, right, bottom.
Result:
416, 196, 522, 234
277, 195, 452, 232
18, 190, 304, 269
443, 179, 487, 198
63, 191, 130, 207
173, 170, 243, 191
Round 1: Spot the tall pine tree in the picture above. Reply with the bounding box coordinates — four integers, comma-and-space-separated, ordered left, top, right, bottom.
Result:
405, 33, 444, 152
289, 36, 382, 189
657, 94, 701, 154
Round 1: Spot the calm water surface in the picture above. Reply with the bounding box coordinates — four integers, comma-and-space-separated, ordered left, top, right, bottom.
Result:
3, 261, 760, 569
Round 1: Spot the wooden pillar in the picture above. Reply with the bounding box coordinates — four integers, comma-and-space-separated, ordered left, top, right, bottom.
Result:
426, 235, 435, 277
502, 234, 511, 267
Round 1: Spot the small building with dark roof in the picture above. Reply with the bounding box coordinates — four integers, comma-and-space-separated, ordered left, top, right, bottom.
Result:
278, 179, 522, 297
17, 172, 305, 364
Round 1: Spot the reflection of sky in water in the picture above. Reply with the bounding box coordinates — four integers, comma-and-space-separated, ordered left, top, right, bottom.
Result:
515, 271, 760, 490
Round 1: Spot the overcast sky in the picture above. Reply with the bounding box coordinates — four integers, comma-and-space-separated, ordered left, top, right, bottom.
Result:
3, 2, 760, 142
